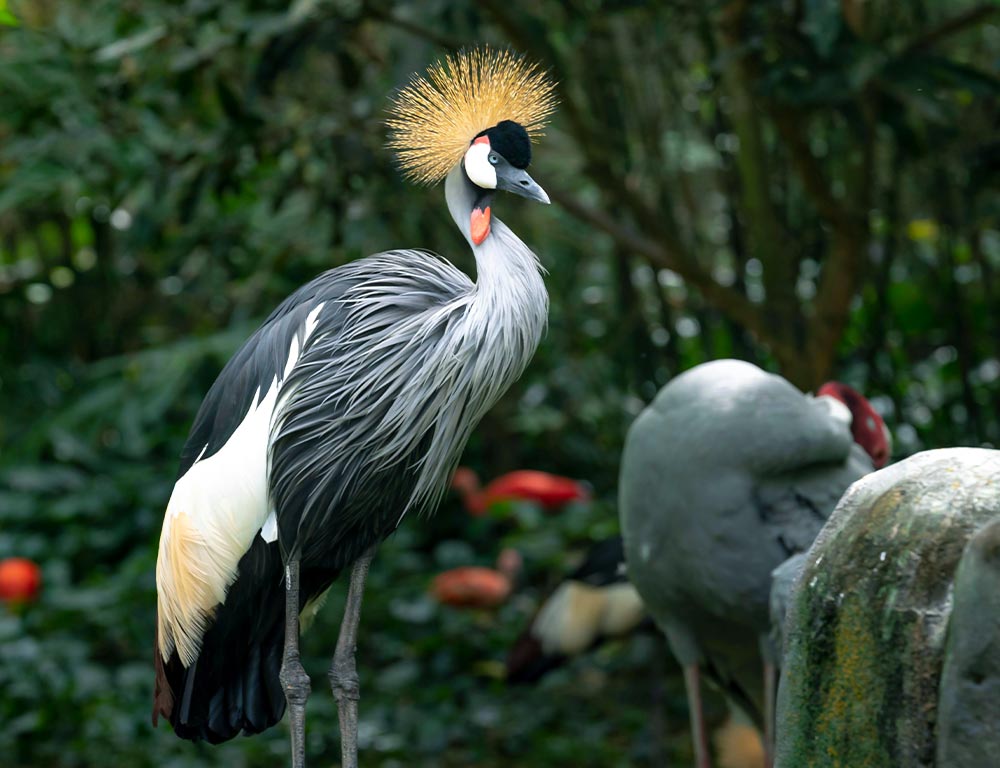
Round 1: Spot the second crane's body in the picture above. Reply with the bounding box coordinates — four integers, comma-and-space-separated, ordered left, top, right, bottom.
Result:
153, 48, 558, 768
619, 359, 889, 767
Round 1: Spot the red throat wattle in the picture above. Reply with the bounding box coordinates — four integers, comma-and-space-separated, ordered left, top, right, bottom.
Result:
470, 206, 491, 245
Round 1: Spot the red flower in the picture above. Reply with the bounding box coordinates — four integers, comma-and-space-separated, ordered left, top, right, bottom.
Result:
0, 558, 42, 604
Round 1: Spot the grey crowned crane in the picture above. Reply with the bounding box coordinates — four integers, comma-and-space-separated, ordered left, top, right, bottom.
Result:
618, 359, 890, 768
152, 48, 556, 768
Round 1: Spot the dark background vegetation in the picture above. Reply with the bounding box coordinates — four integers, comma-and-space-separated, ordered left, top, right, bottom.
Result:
1, 0, 998, 765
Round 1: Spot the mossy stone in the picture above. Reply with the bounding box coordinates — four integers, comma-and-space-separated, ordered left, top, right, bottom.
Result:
775, 448, 1000, 768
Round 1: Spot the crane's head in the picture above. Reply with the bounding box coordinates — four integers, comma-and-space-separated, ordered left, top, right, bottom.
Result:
817, 381, 891, 468
387, 47, 556, 244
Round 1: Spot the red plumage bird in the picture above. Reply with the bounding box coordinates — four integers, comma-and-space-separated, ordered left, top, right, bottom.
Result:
452, 468, 590, 516
430, 548, 522, 608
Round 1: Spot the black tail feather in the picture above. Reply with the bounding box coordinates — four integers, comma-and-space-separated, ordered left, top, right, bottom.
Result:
156, 535, 338, 743
505, 630, 567, 684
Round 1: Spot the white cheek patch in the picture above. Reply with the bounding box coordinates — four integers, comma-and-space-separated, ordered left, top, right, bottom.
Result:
464, 142, 497, 189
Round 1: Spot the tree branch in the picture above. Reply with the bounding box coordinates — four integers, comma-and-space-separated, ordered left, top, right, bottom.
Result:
717, 0, 789, 259
484, 0, 810, 368
716, 0, 809, 377
901, 4, 999, 56
548, 185, 798, 363
362, 4, 460, 51
770, 106, 863, 235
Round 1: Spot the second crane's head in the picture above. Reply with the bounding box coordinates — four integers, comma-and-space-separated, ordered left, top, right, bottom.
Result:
387, 47, 557, 247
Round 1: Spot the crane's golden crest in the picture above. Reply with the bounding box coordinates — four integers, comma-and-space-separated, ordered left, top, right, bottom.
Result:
387, 47, 557, 185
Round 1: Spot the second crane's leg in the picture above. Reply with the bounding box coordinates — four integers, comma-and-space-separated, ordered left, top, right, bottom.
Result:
330, 546, 376, 768
763, 660, 777, 768
683, 663, 712, 768
279, 557, 311, 768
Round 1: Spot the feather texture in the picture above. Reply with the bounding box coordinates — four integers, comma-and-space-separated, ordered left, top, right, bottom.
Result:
154, 42, 555, 731
154, 185, 548, 740
619, 360, 876, 727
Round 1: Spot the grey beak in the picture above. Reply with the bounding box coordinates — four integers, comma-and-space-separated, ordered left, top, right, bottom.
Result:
496, 167, 550, 205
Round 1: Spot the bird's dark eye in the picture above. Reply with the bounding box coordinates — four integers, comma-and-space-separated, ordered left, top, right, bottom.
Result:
488, 153, 499, 165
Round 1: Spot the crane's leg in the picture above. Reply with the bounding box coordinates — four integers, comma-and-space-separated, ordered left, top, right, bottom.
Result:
763, 660, 777, 768
683, 663, 712, 768
329, 546, 376, 768
280, 557, 311, 768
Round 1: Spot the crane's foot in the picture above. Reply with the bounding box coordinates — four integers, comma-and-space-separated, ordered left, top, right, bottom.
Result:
329, 652, 361, 768
329, 653, 360, 703
763, 659, 776, 768
329, 647, 360, 768
280, 652, 312, 706
683, 663, 712, 768
281, 559, 310, 768
330, 547, 375, 768
280, 651, 312, 768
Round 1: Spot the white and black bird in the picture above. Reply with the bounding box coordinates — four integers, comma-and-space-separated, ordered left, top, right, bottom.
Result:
152, 48, 557, 768
506, 536, 650, 683
618, 359, 890, 768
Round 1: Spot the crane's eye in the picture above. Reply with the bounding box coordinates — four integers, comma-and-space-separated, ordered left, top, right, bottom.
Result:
488, 152, 499, 165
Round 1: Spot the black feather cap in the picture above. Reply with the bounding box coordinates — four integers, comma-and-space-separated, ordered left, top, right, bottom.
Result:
474, 120, 532, 169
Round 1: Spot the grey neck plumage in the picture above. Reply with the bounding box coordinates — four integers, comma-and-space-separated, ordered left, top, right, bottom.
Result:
444, 163, 549, 370
381, 165, 548, 515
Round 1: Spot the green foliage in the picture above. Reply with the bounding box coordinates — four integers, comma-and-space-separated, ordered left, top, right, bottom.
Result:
0, 0, 998, 765
0, 1, 17, 27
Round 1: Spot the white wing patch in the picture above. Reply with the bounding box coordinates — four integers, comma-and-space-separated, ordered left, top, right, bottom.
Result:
156, 304, 325, 666
260, 509, 278, 543
533, 581, 645, 655
272, 303, 325, 428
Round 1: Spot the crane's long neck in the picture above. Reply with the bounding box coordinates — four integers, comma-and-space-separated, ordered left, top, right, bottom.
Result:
378, 168, 549, 517
444, 166, 549, 368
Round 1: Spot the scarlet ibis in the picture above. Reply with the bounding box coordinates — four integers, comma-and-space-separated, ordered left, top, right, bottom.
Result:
619, 359, 889, 768
506, 536, 649, 682
0, 557, 41, 604
430, 547, 522, 609
452, 467, 591, 516
152, 48, 556, 768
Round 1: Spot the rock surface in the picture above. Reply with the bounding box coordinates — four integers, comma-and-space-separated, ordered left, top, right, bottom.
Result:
935, 516, 1000, 767
775, 448, 1000, 767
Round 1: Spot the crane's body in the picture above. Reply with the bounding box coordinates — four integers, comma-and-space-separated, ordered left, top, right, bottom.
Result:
154, 48, 557, 767
619, 359, 889, 767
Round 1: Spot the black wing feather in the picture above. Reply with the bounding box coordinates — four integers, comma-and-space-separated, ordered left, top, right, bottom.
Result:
568, 536, 627, 587
159, 256, 464, 742
160, 269, 366, 741
177, 273, 357, 479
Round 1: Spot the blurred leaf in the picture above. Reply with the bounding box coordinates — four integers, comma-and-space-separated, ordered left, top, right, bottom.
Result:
907, 219, 940, 242
0, 0, 17, 26
802, 0, 842, 58
93, 26, 166, 62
